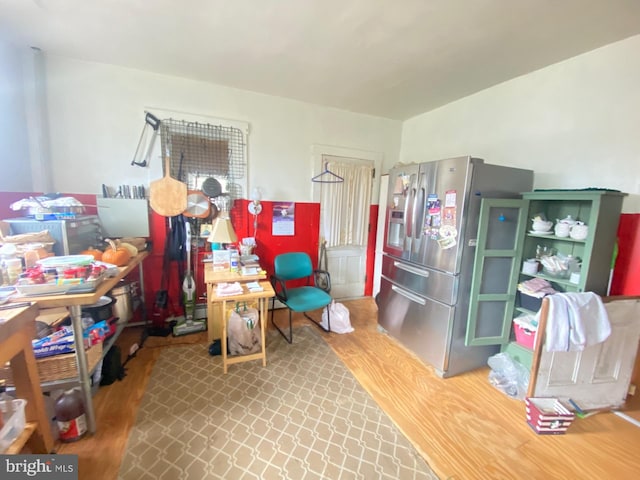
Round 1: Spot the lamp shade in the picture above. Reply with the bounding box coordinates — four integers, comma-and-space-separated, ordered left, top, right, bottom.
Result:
207, 216, 237, 244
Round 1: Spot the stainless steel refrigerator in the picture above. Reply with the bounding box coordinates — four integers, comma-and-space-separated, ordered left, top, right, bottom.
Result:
378, 156, 533, 377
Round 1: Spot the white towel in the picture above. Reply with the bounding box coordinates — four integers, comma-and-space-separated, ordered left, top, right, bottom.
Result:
216, 282, 244, 296
541, 292, 611, 352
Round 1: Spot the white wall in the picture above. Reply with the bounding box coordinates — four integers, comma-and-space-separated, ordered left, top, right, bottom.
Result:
41, 55, 401, 203
0, 43, 32, 191
400, 35, 640, 213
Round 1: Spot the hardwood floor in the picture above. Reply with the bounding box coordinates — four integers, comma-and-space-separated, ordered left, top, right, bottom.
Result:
55, 298, 640, 479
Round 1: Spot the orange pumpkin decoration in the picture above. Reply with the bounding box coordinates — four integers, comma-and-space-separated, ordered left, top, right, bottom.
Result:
80, 247, 103, 261
102, 239, 131, 266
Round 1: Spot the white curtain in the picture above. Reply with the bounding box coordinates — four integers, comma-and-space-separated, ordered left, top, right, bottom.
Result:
320, 159, 372, 247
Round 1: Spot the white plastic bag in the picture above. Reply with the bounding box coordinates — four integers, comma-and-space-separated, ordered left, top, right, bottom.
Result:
487, 352, 530, 400
321, 301, 354, 334
228, 307, 261, 355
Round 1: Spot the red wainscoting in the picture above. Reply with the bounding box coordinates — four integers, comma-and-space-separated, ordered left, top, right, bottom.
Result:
10, 189, 636, 322
610, 213, 640, 295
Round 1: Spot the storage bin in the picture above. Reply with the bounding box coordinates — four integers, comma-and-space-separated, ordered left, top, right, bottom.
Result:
517, 291, 544, 312
513, 315, 538, 350
0, 342, 102, 384
525, 397, 575, 435
0, 398, 27, 453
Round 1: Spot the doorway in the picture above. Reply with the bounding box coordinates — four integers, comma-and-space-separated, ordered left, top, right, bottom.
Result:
313, 149, 377, 299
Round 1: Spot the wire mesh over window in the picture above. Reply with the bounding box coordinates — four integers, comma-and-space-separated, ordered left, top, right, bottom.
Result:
160, 118, 247, 200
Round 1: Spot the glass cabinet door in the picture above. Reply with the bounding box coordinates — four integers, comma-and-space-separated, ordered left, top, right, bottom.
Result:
466, 198, 529, 346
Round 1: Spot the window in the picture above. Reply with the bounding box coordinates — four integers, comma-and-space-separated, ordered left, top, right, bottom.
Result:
160, 118, 247, 200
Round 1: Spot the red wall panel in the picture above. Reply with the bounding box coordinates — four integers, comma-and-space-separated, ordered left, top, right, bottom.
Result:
610, 213, 640, 295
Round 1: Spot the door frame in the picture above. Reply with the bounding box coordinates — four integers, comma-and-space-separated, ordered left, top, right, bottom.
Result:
311, 144, 383, 298
310, 144, 382, 204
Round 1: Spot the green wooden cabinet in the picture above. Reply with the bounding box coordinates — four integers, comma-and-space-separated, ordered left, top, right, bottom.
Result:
466, 190, 626, 369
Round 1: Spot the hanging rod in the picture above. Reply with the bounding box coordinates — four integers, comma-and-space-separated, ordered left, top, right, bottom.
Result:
311, 162, 344, 184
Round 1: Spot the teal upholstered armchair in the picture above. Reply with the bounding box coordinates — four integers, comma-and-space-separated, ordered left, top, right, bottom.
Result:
270, 252, 332, 343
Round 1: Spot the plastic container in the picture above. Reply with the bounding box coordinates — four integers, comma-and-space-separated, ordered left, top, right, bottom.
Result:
0, 398, 27, 453
229, 248, 240, 273
518, 291, 544, 312
55, 388, 87, 442
513, 315, 538, 349
5, 258, 23, 285
23, 243, 47, 269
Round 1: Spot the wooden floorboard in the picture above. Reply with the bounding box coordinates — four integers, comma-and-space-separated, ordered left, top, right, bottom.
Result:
54, 298, 640, 480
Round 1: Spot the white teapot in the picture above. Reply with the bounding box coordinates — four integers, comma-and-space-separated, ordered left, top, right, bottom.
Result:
556, 215, 578, 226
569, 221, 589, 240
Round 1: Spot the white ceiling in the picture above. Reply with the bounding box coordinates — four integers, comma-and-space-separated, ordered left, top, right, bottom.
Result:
2, 0, 640, 120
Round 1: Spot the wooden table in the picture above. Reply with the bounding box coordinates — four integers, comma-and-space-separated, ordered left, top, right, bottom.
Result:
208, 280, 275, 374
0, 303, 54, 454
204, 265, 267, 343
7, 251, 149, 434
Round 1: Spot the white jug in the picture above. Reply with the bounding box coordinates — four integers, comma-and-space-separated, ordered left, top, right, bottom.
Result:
554, 222, 570, 238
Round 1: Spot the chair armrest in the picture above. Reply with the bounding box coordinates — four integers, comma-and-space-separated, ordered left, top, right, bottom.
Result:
270, 274, 289, 302
313, 269, 331, 293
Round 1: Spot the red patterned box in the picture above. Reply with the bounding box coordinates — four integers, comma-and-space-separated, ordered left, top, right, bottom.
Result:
525, 397, 575, 434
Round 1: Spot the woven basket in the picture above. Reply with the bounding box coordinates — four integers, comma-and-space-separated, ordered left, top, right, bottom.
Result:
0, 342, 103, 385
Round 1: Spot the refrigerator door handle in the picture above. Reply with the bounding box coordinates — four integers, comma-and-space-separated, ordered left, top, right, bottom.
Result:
412, 173, 425, 239
391, 284, 427, 305
394, 261, 430, 278
405, 176, 416, 238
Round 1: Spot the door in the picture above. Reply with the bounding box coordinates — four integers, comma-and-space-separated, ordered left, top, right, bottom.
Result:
531, 298, 640, 410
466, 198, 529, 346
383, 164, 420, 260
318, 154, 374, 299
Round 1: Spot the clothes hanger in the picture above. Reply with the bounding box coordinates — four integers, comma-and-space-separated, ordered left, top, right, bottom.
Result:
311, 162, 344, 183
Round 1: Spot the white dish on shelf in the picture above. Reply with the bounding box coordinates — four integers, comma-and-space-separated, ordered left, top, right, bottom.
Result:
529, 230, 553, 235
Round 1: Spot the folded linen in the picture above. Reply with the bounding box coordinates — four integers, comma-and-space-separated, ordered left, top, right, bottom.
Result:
216, 282, 244, 296
518, 278, 557, 298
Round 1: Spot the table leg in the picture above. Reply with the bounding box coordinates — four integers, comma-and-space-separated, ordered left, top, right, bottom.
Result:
207, 283, 216, 344
260, 298, 267, 367
221, 299, 228, 374
69, 304, 96, 434
11, 336, 55, 453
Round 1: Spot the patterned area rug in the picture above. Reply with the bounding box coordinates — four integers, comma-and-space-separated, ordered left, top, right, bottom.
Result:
118, 326, 438, 480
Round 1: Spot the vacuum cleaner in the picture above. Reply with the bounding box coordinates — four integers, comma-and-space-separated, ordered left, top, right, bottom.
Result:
173, 221, 206, 336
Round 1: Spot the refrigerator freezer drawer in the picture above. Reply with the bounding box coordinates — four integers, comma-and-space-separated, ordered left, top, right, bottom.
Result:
378, 277, 454, 375
382, 254, 457, 305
